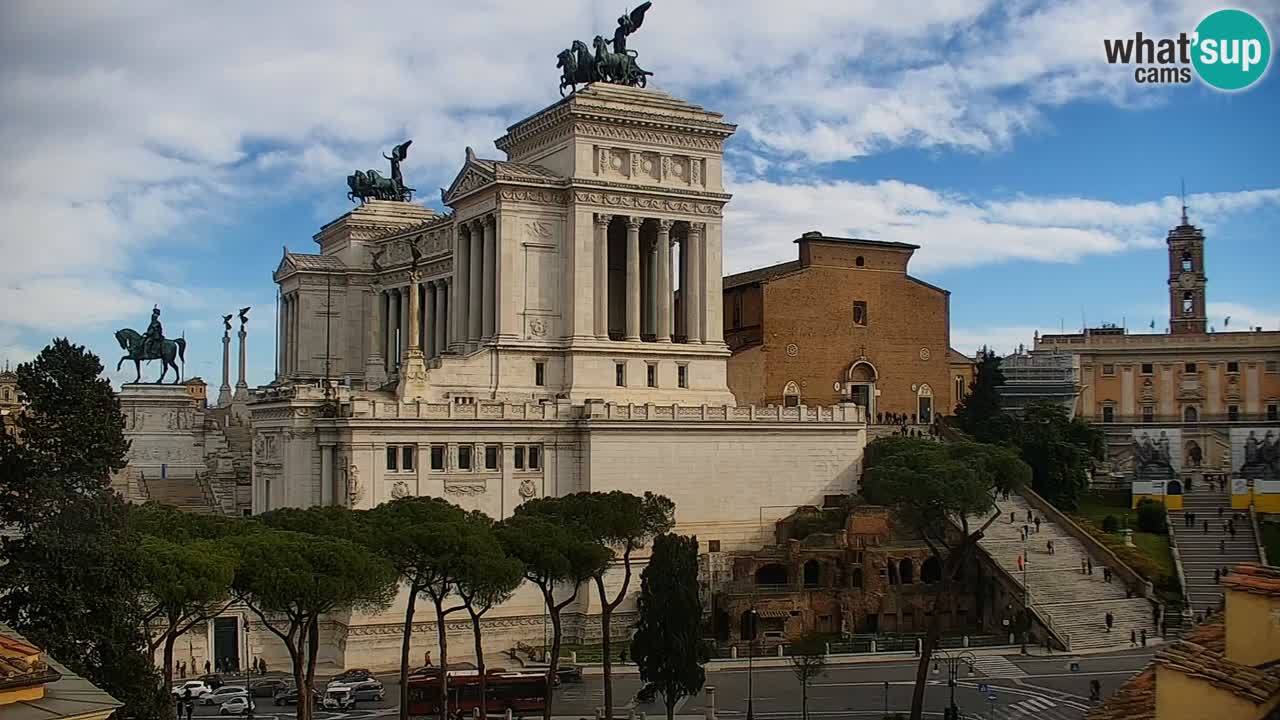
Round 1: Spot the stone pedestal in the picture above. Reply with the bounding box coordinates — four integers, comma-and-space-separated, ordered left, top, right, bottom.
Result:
116, 384, 206, 493
397, 351, 430, 403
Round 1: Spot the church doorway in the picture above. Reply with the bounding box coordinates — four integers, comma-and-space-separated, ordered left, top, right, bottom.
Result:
847, 360, 878, 418
211, 616, 240, 673
917, 384, 934, 424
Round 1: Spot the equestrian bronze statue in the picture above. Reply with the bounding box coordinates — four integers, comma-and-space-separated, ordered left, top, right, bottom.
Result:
115, 306, 187, 384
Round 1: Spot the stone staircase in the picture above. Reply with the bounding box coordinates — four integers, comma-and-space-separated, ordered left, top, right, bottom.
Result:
1169, 486, 1261, 616
976, 493, 1157, 650
143, 473, 218, 514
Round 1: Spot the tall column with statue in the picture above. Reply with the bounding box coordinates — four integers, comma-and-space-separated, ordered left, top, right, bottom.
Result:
233, 307, 250, 402
218, 314, 233, 406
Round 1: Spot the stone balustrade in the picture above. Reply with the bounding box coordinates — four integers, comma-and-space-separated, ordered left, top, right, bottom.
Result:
338, 398, 866, 424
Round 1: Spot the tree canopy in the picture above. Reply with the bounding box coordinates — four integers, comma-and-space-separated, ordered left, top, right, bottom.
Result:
951, 348, 1006, 443
1004, 401, 1104, 510
630, 533, 706, 720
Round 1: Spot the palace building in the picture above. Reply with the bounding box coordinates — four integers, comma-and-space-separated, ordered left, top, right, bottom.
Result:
234, 83, 869, 669
723, 232, 970, 424
1030, 209, 1280, 507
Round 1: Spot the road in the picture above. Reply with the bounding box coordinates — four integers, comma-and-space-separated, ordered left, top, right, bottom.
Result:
186, 648, 1154, 720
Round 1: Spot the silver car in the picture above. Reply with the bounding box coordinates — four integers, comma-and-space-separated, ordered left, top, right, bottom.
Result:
201, 686, 248, 706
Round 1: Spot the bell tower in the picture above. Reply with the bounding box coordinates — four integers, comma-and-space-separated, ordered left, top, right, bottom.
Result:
1167, 194, 1207, 335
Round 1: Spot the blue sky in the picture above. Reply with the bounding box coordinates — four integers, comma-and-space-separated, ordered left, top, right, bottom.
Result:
1, 0, 1277, 387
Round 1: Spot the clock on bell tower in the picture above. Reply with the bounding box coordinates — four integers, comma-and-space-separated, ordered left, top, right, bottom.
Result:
1167, 202, 1206, 335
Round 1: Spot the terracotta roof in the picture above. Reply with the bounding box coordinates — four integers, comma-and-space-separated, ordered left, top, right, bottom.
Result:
285, 253, 346, 272
0, 631, 59, 693
1153, 621, 1280, 706
1085, 666, 1155, 720
722, 260, 801, 290
1223, 564, 1280, 598
948, 348, 975, 365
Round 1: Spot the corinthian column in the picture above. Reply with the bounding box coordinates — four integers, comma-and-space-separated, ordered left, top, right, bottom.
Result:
686, 225, 703, 344
218, 327, 232, 406
454, 225, 471, 351
624, 216, 642, 341
423, 280, 436, 359
656, 219, 673, 342
594, 214, 611, 339
469, 219, 484, 343
434, 279, 448, 357
482, 215, 496, 340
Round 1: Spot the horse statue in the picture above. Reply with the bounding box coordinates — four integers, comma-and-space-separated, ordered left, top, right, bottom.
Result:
114, 328, 186, 384
592, 35, 651, 87
347, 141, 415, 203
558, 40, 599, 96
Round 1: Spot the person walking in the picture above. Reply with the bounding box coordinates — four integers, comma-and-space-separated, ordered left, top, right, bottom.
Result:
1160, 618, 1168, 639
1218, 506, 1224, 518
1214, 568, 1220, 583
1129, 629, 1137, 647
1081, 558, 1088, 574
1229, 522, 1237, 540
204, 659, 210, 675
1203, 519, 1210, 533
1010, 511, 1015, 523
1087, 558, 1094, 575
1035, 516, 1041, 533
1027, 510, 1033, 522
1140, 629, 1147, 647
1105, 611, 1114, 633
1220, 538, 1227, 553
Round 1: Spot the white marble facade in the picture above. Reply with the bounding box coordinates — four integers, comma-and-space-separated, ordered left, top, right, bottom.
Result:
247, 84, 868, 670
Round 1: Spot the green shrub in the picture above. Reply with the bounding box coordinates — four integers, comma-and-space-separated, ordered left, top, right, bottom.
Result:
1136, 499, 1167, 534
1102, 515, 1120, 533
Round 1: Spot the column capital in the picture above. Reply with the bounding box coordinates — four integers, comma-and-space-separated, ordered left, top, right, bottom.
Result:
483, 213, 496, 229
687, 222, 705, 239
595, 213, 613, 227
657, 218, 675, 232
624, 215, 644, 229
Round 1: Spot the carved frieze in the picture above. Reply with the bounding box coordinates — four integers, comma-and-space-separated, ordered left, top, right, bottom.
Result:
574, 122, 725, 152
572, 190, 723, 217
498, 188, 566, 205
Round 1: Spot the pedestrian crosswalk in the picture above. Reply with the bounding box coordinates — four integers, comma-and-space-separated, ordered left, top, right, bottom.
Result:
1008, 696, 1059, 715
968, 654, 1029, 679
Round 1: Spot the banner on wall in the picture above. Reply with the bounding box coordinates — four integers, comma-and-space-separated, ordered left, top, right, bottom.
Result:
1131, 428, 1181, 479
1229, 428, 1280, 480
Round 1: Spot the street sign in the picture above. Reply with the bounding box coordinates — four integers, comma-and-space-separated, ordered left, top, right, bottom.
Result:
987, 694, 998, 702
1070, 660, 1081, 672
978, 683, 989, 693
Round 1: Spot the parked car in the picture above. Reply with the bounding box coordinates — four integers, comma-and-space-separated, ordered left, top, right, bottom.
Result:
322, 686, 357, 711
219, 697, 256, 716
273, 687, 322, 706
197, 674, 226, 690
201, 686, 248, 706
327, 669, 374, 687
347, 680, 385, 702
249, 678, 291, 698
171, 680, 214, 699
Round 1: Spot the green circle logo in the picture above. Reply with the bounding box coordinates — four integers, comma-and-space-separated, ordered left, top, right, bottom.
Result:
1193, 9, 1271, 90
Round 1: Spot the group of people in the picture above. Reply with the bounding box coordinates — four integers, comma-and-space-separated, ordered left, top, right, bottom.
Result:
1101, 611, 1148, 647
876, 411, 926, 426
172, 656, 269, 678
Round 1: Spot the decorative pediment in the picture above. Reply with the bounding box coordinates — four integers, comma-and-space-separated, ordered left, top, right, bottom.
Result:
442, 148, 496, 205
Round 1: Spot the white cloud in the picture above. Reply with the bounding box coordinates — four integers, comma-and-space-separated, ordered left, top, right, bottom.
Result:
949, 326, 1044, 357
721, 181, 1280, 275
2, 0, 1278, 384
1207, 303, 1280, 333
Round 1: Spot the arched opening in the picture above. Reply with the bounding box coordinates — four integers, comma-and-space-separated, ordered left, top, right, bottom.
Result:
1166, 479, 1183, 496
1, 388, 8, 401
899, 558, 914, 584
1184, 406, 1198, 423
887, 562, 899, 585
783, 381, 801, 408
1185, 440, 1202, 467
917, 384, 934, 425
1182, 291, 1194, 316
740, 611, 758, 641
713, 609, 730, 641
847, 360, 878, 418
755, 563, 788, 586
803, 560, 820, 588
921, 556, 942, 584
1181, 250, 1193, 272
851, 568, 864, 589
855, 256, 865, 267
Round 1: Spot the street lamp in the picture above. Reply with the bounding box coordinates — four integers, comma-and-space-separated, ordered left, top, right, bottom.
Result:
746, 607, 758, 720
1021, 531, 1030, 655
242, 615, 254, 720
931, 649, 976, 720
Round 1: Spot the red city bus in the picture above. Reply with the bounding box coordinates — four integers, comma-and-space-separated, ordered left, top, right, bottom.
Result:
406, 669, 547, 717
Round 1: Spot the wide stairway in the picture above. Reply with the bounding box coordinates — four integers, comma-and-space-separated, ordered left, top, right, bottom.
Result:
144, 475, 217, 514
1169, 485, 1261, 616
977, 493, 1157, 650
